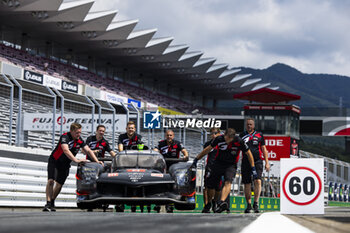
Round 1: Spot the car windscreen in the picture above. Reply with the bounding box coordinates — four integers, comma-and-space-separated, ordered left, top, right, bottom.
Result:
115, 153, 166, 172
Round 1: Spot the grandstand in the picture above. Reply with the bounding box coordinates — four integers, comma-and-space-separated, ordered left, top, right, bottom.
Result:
0, 43, 216, 115
0, 0, 276, 156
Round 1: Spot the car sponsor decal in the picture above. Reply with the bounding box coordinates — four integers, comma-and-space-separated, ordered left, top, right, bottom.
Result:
151, 173, 164, 178
126, 169, 146, 172
108, 173, 119, 177
128, 172, 145, 182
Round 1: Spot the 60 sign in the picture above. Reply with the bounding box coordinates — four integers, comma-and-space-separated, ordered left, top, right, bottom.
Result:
282, 167, 322, 205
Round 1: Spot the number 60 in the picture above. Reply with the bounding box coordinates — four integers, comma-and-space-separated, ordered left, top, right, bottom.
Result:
289, 176, 315, 195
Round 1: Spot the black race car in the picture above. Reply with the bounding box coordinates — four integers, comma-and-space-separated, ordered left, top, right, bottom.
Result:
76, 149, 196, 212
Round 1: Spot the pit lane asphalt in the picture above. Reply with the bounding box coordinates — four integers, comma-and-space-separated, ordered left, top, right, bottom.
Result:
0, 210, 258, 233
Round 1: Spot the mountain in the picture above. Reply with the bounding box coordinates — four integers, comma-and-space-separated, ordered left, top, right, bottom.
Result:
235, 63, 350, 109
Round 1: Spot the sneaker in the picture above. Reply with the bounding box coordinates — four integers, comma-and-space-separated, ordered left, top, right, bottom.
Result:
244, 205, 252, 213
42, 204, 51, 212
253, 203, 259, 213
214, 201, 228, 213
201, 202, 211, 213
50, 204, 56, 212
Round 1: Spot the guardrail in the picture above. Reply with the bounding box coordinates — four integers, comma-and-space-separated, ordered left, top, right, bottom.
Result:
0, 157, 77, 207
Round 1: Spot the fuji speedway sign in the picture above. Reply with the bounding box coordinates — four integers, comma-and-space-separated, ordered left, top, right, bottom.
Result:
23, 113, 126, 132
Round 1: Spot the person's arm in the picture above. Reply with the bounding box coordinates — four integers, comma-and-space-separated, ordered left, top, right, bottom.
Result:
190, 145, 213, 167
62, 144, 86, 163
105, 141, 116, 157
118, 144, 124, 152
262, 145, 270, 171
196, 145, 213, 160
109, 151, 116, 157
153, 148, 160, 152
181, 148, 189, 160
82, 145, 103, 165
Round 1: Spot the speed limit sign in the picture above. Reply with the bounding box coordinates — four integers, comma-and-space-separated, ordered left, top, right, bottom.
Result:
280, 158, 324, 214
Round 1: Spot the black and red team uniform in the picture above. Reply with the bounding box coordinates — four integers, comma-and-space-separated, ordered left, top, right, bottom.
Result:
48, 132, 85, 185
206, 135, 249, 189
240, 130, 265, 184
118, 133, 142, 150
85, 135, 112, 159
156, 139, 185, 168
203, 140, 221, 191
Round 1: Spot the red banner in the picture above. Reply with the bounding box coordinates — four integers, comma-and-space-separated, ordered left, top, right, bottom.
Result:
263, 136, 291, 161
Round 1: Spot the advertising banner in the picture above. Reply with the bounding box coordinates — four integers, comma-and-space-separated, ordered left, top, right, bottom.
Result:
23, 69, 43, 84
100, 91, 128, 105
43, 74, 62, 89
61, 80, 78, 93
23, 113, 126, 132
263, 136, 291, 161
128, 98, 141, 108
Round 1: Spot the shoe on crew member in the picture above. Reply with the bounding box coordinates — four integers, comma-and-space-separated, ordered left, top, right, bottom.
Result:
43, 123, 103, 212
118, 121, 143, 152
240, 118, 270, 213
192, 128, 257, 213
86, 125, 116, 159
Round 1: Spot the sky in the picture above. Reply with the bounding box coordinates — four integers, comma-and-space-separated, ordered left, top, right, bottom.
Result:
88, 0, 350, 77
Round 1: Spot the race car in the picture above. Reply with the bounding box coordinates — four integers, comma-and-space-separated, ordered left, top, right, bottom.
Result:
75, 148, 196, 212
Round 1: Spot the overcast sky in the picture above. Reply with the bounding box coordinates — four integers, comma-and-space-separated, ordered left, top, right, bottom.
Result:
89, 0, 350, 77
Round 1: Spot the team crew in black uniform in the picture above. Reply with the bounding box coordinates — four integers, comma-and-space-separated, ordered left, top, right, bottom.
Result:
43, 123, 103, 212
115, 121, 143, 212
154, 129, 188, 213
155, 129, 189, 168
86, 125, 116, 159
202, 127, 221, 213
240, 118, 270, 213
192, 128, 257, 213
118, 121, 143, 152
42, 117, 270, 214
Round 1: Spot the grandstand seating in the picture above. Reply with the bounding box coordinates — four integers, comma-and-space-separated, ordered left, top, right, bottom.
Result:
0, 41, 212, 156
0, 43, 217, 115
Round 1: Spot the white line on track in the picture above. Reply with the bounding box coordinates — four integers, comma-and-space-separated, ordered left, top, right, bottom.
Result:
239, 212, 314, 233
